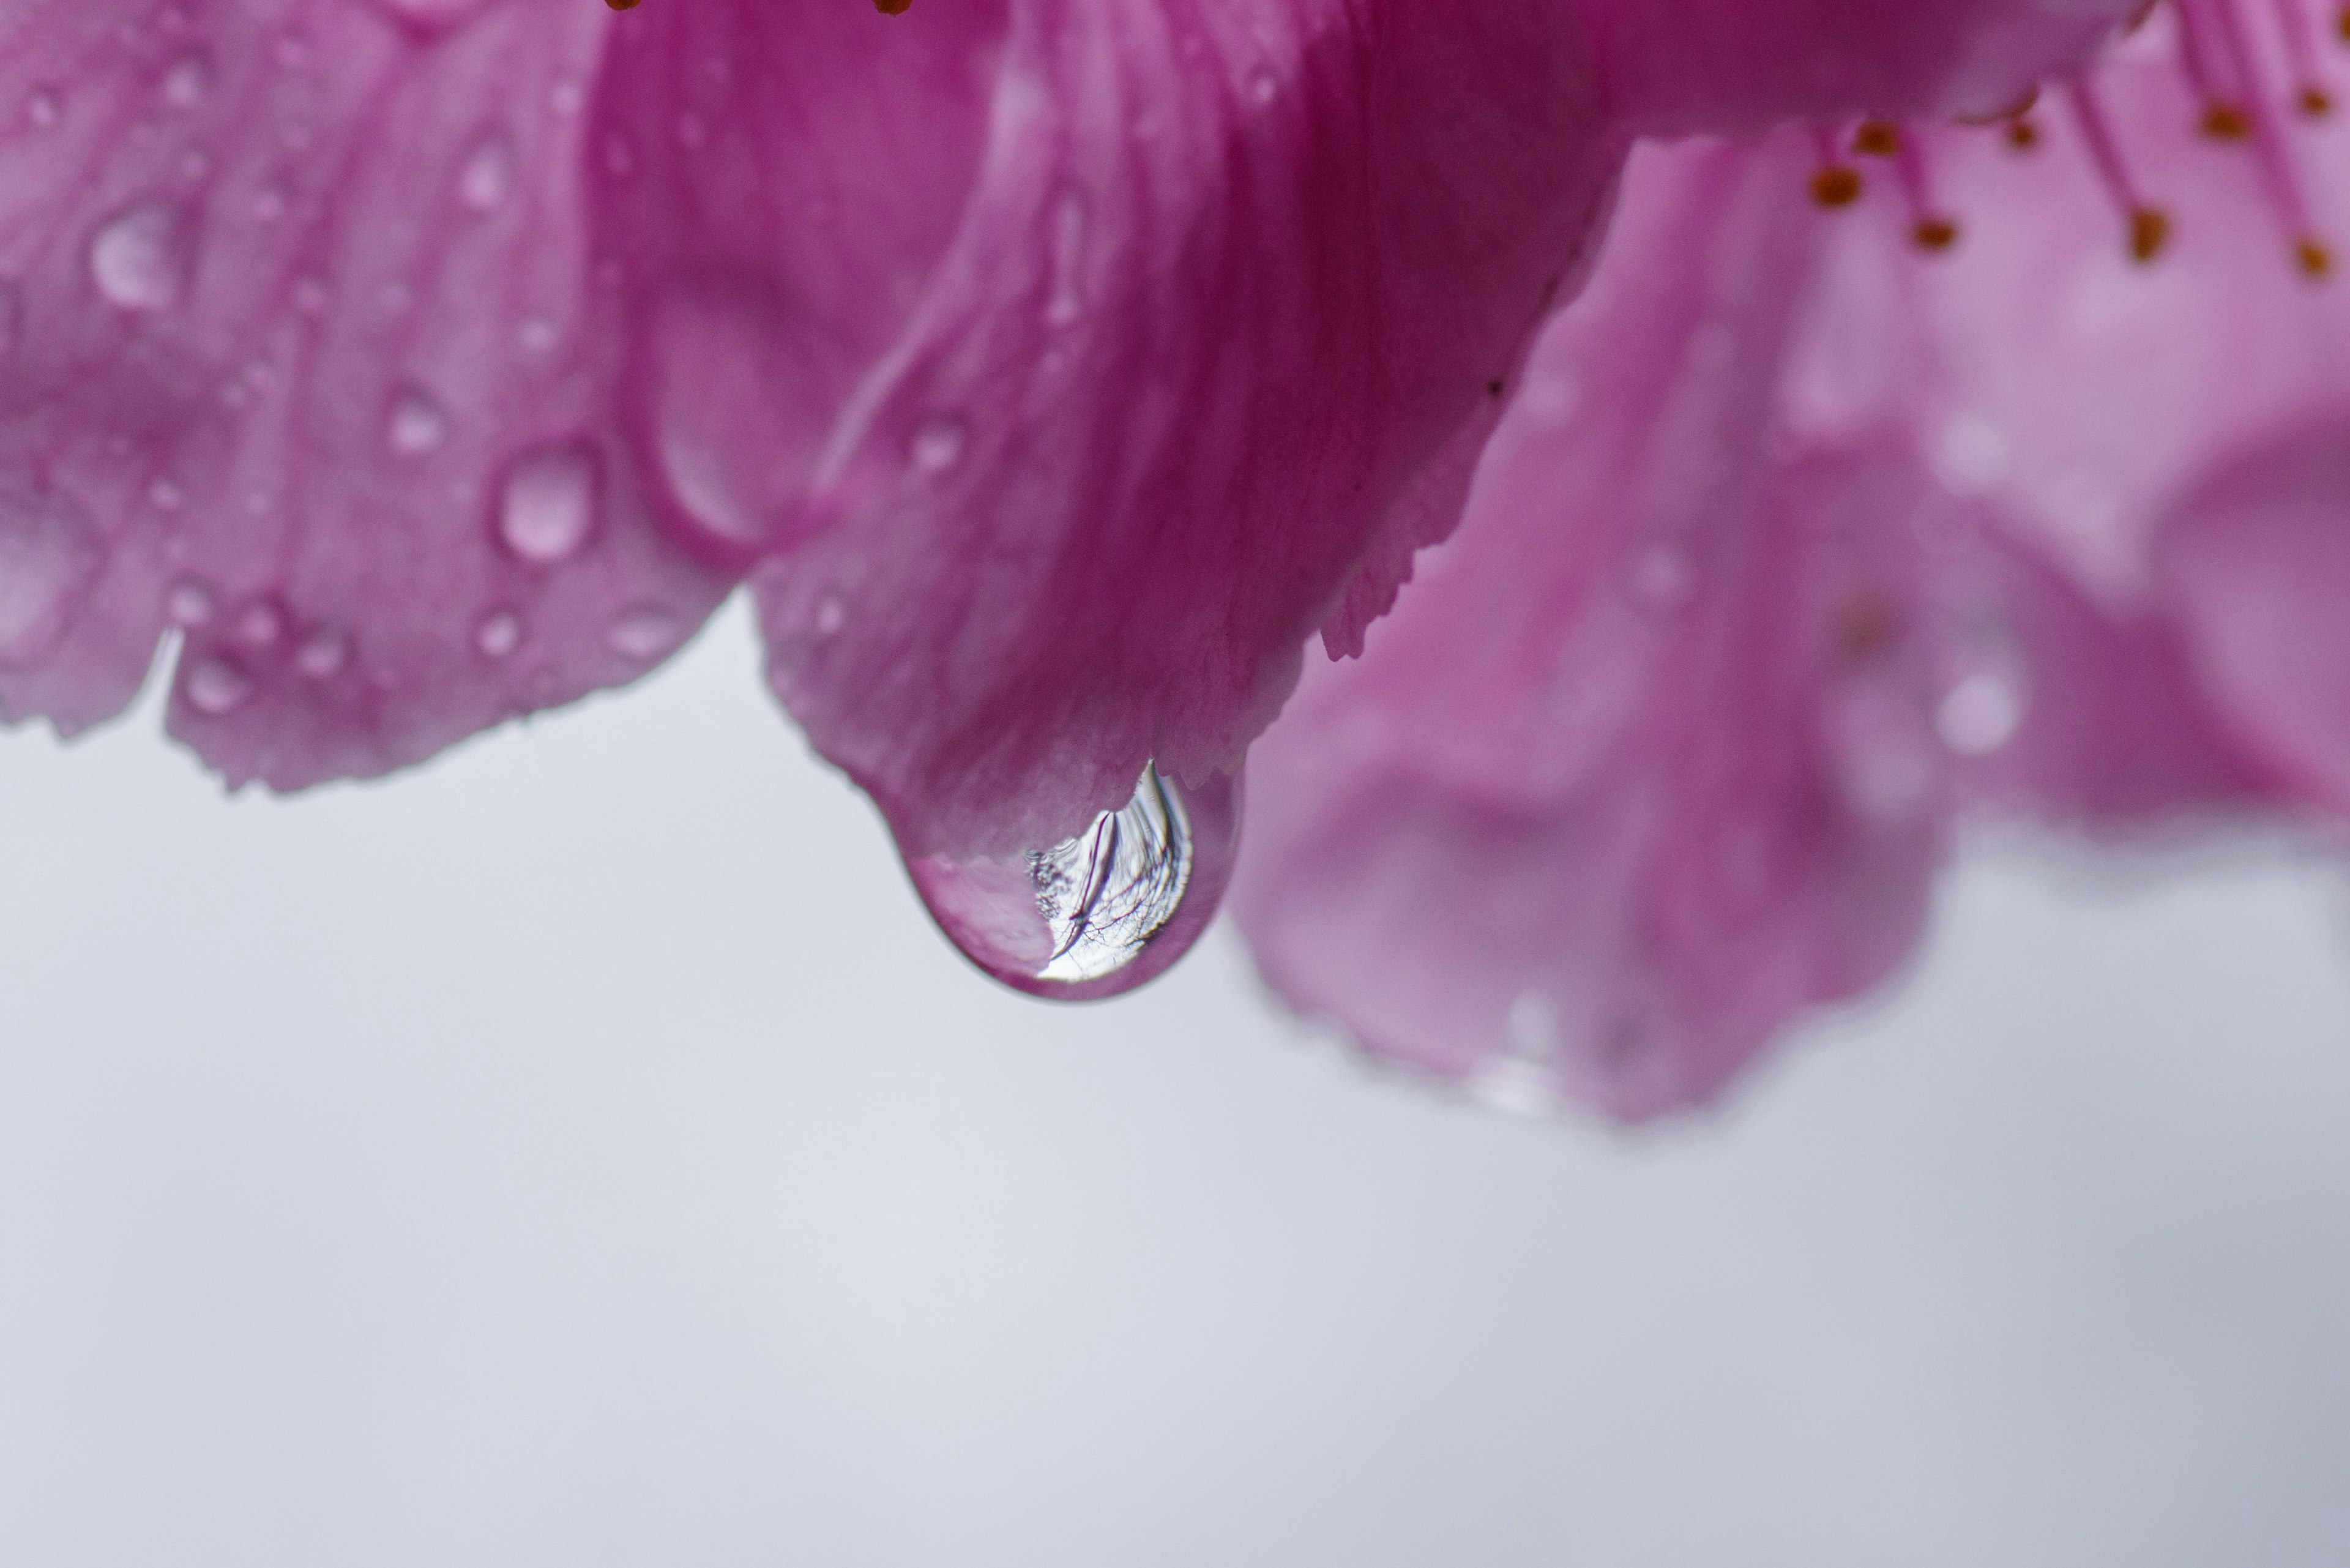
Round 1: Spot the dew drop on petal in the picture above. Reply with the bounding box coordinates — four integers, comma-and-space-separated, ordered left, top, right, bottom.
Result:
1936, 667, 2027, 755
89, 201, 192, 312
293, 623, 349, 678
457, 132, 511, 213
910, 414, 967, 474
384, 385, 450, 456
234, 600, 283, 648
0, 485, 99, 666
606, 604, 681, 661
160, 53, 211, 111
26, 89, 62, 131
813, 594, 848, 638
165, 576, 217, 627
474, 608, 523, 659
184, 655, 253, 715
496, 441, 599, 564
905, 763, 1242, 1001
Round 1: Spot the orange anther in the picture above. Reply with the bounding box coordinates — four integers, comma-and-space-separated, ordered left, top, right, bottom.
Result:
2005, 117, 2041, 151
2129, 207, 2171, 263
2297, 237, 2335, 278
1810, 165, 1863, 208
2201, 101, 2251, 139
1852, 120, 1901, 157
1912, 217, 1960, 252
875, 0, 912, 10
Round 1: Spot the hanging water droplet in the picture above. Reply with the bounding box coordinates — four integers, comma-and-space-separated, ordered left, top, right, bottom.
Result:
0, 484, 99, 666
165, 576, 217, 627
457, 132, 511, 213
293, 623, 349, 678
910, 414, 968, 474
384, 384, 450, 455
184, 655, 253, 715
906, 763, 1242, 1001
496, 441, 599, 564
474, 607, 523, 659
89, 201, 193, 312
606, 604, 681, 661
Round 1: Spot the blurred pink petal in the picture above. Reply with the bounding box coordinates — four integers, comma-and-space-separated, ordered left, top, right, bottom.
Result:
1237, 96, 2290, 1118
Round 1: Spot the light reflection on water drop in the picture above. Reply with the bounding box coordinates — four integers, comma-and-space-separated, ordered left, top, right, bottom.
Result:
907, 763, 1240, 1001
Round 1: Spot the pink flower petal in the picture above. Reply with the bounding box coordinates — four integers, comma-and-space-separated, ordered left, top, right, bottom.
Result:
1236, 132, 2276, 1120
2157, 416, 2350, 814
1236, 143, 1949, 1121
748, 0, 1625, 860
1578, 0, 2135, 134
0, 0, 735, 786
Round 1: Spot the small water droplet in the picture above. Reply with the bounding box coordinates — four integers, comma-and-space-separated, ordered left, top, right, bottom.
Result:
673, 110, 707, 149
496, 441, 599, 564
147, 477, 186, 513
0, 484, 99, 666
251, 185, 288, 223
1043, 192, 1087, 327
1627, 543, 1693, 612
1467, 1055, 1557, 1119
26, 89, 62, 130
911, 414, 968, 474
234, 600, 283, 648
457, 132, 511, 212
290, 275, 332, 315
606, 605, 682, 662
384, 384, 450, 456
906, 763, 1241, 1001
293, 623, 349, 678
166, 577, 217, 627
814, 594, 847, 637
474, 608, 523, 659
161, 53, 211, 110
549, 80, 584, 118
1248, 67, 1278, 105
1937, 413, 2011, 494
1936, 667, 2027, 755
89, 201, 193, 312
184, 655, 253, 715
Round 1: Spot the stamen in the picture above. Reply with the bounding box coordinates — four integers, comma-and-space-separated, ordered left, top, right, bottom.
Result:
1809, 127, 1864, 207
2208, 0, 2337, 277
1852, 119, 1903, 158
2176, 0, 2255, 136
2067, 78, 2173, 262
2005, 113, 2043, 150
874, 0, 912, 10
1893, 135, 1961, 253
2274, 0, 2335, 111
603, 0, 639, 10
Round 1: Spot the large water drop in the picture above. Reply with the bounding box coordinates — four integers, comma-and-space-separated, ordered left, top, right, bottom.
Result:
907, 763, 1241, 1001
89, 201, 192, 312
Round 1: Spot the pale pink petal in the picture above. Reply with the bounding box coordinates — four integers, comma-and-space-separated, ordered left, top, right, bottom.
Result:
2157, 417, 2350, 814
0, 0, 738, 785
1576, 0, 2135, 133
750, 0, 1625, 860
1235, 143, 1953, 1121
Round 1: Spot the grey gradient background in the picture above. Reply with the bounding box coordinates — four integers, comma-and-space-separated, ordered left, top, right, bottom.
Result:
4, 603, 2348, 1566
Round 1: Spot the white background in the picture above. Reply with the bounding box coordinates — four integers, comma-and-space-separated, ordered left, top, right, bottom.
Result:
4, 603, 2348, 1567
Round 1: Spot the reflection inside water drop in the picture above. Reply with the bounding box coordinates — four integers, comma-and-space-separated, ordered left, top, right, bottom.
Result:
907, 763, 1241, 1001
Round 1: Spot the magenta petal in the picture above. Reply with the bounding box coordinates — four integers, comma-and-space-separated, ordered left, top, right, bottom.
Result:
0, 0, 731, 785
752, 0, 1624, 861
2157, 417, 2350, 815
1236, 144, 1953, 1121
1576, 0, 2135, 133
